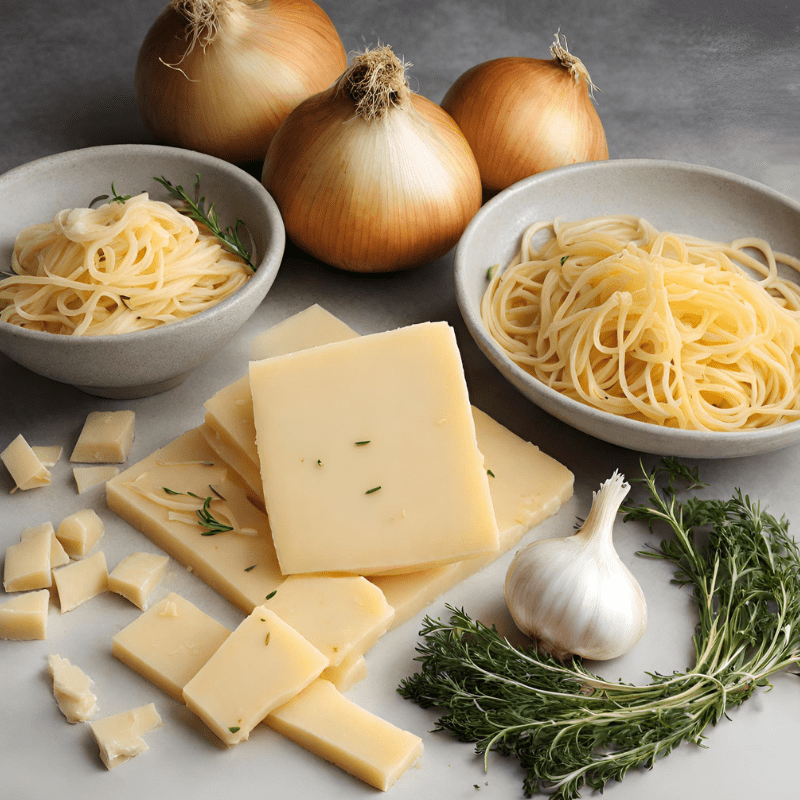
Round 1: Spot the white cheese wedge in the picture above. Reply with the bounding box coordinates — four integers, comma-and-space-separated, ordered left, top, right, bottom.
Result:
71, 410, 135, 463
267, 679, 423, 792
1, 433, 51, 490
47, 654, 98, 723
52, 551, 108, 612
90, 703, 162, 769
182, 606, 328, 746
55, 508, 104, 559
249, 322, 499, 575
112, 592, 231, 701
109, 552, 169, 609
20, 522, 70, 569
0, 589, 50, 640
73, 465, 120, 494
3, 530, 52, 591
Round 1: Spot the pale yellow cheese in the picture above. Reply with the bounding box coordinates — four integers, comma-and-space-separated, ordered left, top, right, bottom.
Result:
3, 530, 52, 591
1, 433, 51, 490
263, 575, 394, 666
106, 429, 282, 614
20, 522, 70, 569
0, 589, 49, 640
56, 508, 104, 559
267, 679, 423, 791
90, 703, 162, 769
109, 552, 169, 609
249, 322, 499, 575
322, 653, 368, 693
74, 465, 120, 494
198, 419, 264, 503
52, 551, 108, 612
113, 592, 231, 701
71, 410, 136, 463
31, 445, 62, 467
182, 607, 328, 746
47, 654, 98, 723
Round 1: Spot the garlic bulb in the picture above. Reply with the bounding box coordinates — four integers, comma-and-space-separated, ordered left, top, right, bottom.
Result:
504, 471, 647, 661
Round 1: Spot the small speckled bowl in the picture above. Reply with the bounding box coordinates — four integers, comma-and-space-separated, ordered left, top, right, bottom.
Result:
455, 159, 800, 459
0, 144, 285, 398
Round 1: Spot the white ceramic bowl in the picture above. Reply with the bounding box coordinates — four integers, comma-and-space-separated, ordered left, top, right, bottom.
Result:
0, 144, 285, 398
455, 159, 800, 459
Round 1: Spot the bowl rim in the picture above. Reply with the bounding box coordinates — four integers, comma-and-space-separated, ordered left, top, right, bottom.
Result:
0, 143, 285, 347
454, 157, 800, 454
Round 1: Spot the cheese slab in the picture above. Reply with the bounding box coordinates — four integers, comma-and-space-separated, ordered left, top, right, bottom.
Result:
0, 589, 50, 640
249, 322, 499, 575
267, 679, 423, 792
4, 530, 52, 591
71, 410, 135, 463
182, 607, 328, 746
109, 552, 169, 609
106, 428, 282, 614
52, 551, 108, 612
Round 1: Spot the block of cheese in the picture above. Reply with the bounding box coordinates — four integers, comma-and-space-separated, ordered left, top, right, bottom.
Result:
113, 592, 231, 701
20, 522, 70, 569
263, 575, 394, 666
31, 445, 62, 467
90, 703, 162, 769
0, 589, 50, 640
322, 654, 368, 693
4, 530, 52, 591
106, 428, 282, 614
1, 433, 51, 490
47, 654, 98, 723
249, 322, 499, 575
71, 410, 135, 463
109, 552, 169, 609
52, 551, 108, 612
56, 508, 104, 559
74, 465, 120, 494
267, 679, 423, 791
182, 607, 328, 746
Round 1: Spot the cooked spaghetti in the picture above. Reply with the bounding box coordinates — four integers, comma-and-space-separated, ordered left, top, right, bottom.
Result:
481, 214, 800, 431
0, 193, 251, 335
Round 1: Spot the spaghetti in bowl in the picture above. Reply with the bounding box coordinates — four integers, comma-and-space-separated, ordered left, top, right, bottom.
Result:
454, 159, 800, 458
0, 144, 284, 397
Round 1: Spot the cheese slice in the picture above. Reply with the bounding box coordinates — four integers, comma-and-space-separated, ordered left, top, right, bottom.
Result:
47, 654, 98, 723
113, 592, 231, 701
52, 551, 108, 612
74, 465, 120, 494
4, 530, 52, 591
1, 433, 51, 490
322, 653, 368, 693
20, 522, 70, 570
31, 445, 62, 467
55, 508, 104, 559
0, 589, 50, 640
90, 703, 162, 769
249, 322, 499, 575
182, 607, 328, 746
267, 679, 423, 792
71, 410, 135, 463
109, 552, 169, 609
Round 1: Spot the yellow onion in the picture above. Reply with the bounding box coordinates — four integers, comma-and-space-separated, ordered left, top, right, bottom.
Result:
135, 0, 347, 163
441, 33, 609, 197
262, 45, 482, 272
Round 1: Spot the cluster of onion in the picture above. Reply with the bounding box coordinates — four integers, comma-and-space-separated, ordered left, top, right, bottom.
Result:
137, 2, 607, 271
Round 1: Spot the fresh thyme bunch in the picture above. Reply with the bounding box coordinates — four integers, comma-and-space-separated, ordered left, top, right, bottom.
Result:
398, 458, 800, 799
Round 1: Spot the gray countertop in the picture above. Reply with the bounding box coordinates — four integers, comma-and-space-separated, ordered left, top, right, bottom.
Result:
2, 2, 800, 799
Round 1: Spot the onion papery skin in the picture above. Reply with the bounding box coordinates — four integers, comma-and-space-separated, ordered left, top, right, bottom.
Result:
262, 85, 483, 273
441, 55, 609, 197
135, 0, 347, 164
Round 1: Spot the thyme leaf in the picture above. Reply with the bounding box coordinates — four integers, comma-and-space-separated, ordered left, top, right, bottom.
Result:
399, 458, 800, 800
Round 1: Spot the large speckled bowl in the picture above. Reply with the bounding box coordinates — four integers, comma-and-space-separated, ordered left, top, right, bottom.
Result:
0, 144, 284, 398
455, 159, 800, 459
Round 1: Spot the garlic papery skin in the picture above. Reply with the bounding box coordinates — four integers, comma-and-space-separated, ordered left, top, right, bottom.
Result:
504, 471, 647, 661
262, 45, 482, 273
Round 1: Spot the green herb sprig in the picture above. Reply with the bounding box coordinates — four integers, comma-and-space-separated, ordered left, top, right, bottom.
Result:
154, 174, 255, 270
162, 487, 233, 535
398, 458, 800, 799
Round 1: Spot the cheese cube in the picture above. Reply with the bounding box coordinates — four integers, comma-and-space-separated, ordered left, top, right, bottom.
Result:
182, 607, 328, 746
263, 575, 394, 666
321, 653, 368, 693
47, 654, 98, 723
0, 589, 50, 640
90, 703, 162, 769
20, 522, 70, 569
74, 465, 120, 494
109, 552, 169, 609
4, 531, 52, 591
55, 508, 104, 558
113, 593, 231, 701
71, 410, 135, 463
267, 679, 423, 791
52, 551, 108, 612
1, 434, 51, 490
249, 322, 499, 575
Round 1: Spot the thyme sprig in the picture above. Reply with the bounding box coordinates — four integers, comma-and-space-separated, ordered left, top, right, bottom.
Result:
154, 174, 255, 270
162, 487, 234, 535
398, 458, 800, 799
